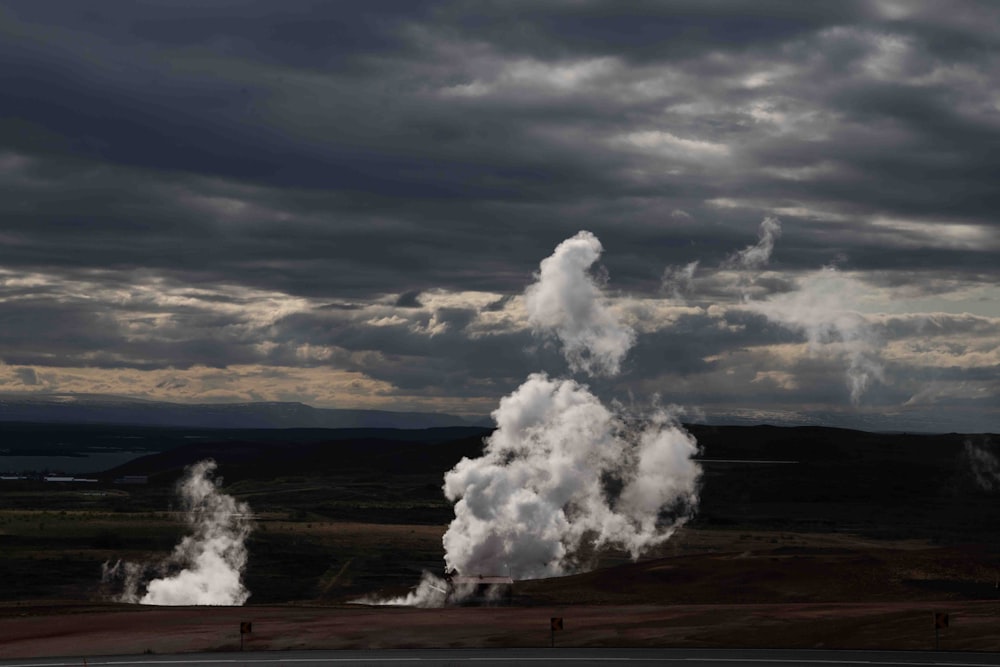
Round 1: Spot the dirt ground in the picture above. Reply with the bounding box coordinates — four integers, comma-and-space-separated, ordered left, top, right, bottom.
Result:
4, 527, 999, 659
1, 600, 998, 658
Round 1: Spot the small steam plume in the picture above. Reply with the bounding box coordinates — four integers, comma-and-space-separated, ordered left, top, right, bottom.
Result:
724, 216, 782, 272
707, 217, 882, 404
661, 260, 699, 301
747, 267, 884, 405
963, 438, 1000, 492
723, 216, 782, 302
352, 572, 485, 608
102, 459, 252, 605
524, 230, 634, 376
353, 572, 451, 608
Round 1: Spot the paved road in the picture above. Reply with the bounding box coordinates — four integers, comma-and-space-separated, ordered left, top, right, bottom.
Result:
3, 648, 1000, 667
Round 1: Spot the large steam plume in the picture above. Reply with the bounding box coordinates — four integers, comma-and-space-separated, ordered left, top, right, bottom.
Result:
443, 231, 700, 580
360, 231, 702, 607
102, 459, 252, 605
443, 374, 699, 578
524, 230, 634, 376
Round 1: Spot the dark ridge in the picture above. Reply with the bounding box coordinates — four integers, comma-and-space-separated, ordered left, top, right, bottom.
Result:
0, 394, 490, 429
98, 427, 492, 484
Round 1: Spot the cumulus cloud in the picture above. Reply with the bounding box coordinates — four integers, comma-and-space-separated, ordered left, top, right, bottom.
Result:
103, 460, 253, 606
0, 2, 997, 431
524, 231, 635, 376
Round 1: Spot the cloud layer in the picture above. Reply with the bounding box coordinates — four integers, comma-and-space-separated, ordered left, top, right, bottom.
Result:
0, 2, 998, 431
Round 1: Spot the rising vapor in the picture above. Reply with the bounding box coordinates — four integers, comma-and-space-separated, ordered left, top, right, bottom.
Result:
524, 230, 635, 377
963, 438, 1000, 492
708, 217, 884, 404
103, 459, 253, 605
359, 231, 702, 607
722, 216, 783, 302
725, 216, 782, 271
443, 374, 700, 578
443, 232, 700, 579
747, 267, 884, 404
661, 260, 699, 301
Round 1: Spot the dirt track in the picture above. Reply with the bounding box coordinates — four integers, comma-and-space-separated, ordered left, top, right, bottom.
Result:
2, 600, 1000, 659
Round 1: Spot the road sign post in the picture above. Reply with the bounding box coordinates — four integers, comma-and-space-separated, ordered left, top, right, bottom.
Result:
240, 621, 252, 651
550, 617, 563, 648
934, 612, 948, 650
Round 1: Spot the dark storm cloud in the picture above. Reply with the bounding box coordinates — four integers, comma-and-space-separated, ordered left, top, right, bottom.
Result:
265, 305, 552, 394
13, 367, 38, 385
0, 1, 998, 427
4, 0, 996, 291
394, 290, 424, 308
428, 1, 872, 61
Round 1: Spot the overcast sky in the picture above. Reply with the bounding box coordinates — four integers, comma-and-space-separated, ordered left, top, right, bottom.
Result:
1, 1, 998, 431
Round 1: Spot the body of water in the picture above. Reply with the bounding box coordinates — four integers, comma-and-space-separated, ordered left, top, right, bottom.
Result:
0, 450, 149, 475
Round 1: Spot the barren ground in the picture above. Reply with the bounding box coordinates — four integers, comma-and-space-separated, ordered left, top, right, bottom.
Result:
4, 425, 1000, 658
3, 527, 999, 659
2, 600, 997, 658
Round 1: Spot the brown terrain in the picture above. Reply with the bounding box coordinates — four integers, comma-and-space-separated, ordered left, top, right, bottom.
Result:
2, 526, 1000, 658
2, 424, 999, 658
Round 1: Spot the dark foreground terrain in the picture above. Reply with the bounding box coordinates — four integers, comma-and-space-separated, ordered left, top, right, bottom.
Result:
0, 423, 998, 656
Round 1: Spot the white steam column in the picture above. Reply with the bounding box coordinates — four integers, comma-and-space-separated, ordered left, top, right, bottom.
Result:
442, 230, 702, 581
103, 459, 253, 606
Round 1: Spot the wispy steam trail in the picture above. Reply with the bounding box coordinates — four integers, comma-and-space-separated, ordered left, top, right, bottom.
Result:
725, 216, 782, 272
748, 268, 884, 405
661, 260, 699, 301
103, 459, 252, 605
964, 438, 1000, 492
722, 216, 783, 302
704, 217, 883, 405
352, 572, 487, 608
524, 230, 635, 376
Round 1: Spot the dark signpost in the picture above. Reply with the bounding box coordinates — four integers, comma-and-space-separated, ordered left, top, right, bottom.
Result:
550, 617, 563, 647
934, 612, 949, 650
240, 621, 252, 651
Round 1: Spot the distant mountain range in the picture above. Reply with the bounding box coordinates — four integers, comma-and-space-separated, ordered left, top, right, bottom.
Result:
696, 406, 998, 435
0, 393, 993, 434
0, 393, 491, 430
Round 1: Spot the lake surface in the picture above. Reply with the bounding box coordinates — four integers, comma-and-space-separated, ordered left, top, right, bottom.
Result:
0, 450, 149, 475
